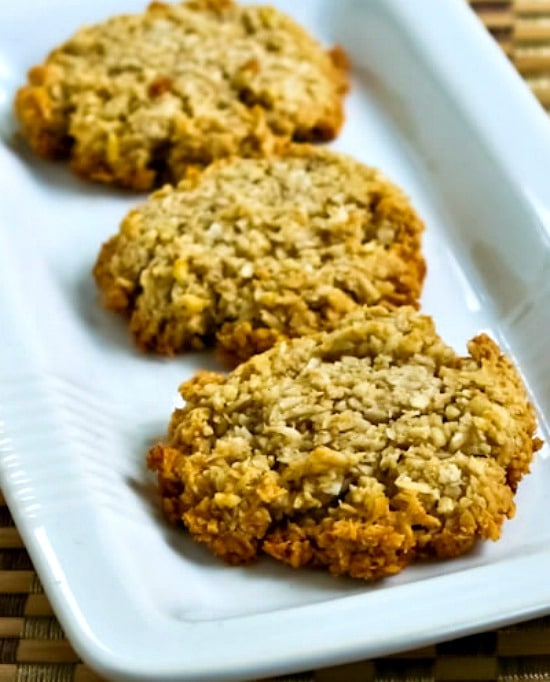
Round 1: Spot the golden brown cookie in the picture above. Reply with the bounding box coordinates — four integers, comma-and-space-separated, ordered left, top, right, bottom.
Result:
93, 146, 425, 363
14, 0, 348, 190
147, 306, 542, 580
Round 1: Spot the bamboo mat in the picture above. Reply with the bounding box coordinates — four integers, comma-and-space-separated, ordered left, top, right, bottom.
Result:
476, 0, 550, 108
3, 2, 550, 681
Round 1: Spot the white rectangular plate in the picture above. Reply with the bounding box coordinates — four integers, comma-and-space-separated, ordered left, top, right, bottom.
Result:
1, 1, 550, 680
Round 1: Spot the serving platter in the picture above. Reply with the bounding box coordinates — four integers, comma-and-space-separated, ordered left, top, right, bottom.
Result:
1, 1, 550, 680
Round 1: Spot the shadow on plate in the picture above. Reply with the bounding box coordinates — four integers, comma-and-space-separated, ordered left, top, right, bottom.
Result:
72, 265, 227, 375
72, 265, 140, 354
1, 117, 146, 200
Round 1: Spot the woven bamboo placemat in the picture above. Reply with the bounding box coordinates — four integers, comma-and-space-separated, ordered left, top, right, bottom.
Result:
3, 2, 550, 681
475, 0, 550, 108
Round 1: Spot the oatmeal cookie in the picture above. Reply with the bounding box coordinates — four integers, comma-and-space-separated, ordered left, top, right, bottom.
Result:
14, 0, 348, 190
147, 306, 542, 580
93, 147, 425, 362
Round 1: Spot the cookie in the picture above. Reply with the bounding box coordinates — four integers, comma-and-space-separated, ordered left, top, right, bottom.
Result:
14, 0, 348, 190
93, 146, 426, 363
147, 306, 542, 580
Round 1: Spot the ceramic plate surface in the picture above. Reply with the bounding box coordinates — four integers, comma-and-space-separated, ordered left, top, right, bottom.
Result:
1, 1, 550, 680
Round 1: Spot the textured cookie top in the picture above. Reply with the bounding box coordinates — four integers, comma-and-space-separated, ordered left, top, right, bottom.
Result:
15, 0, 348, 189
147, 306, 541, 580
93, 147, 425, 362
